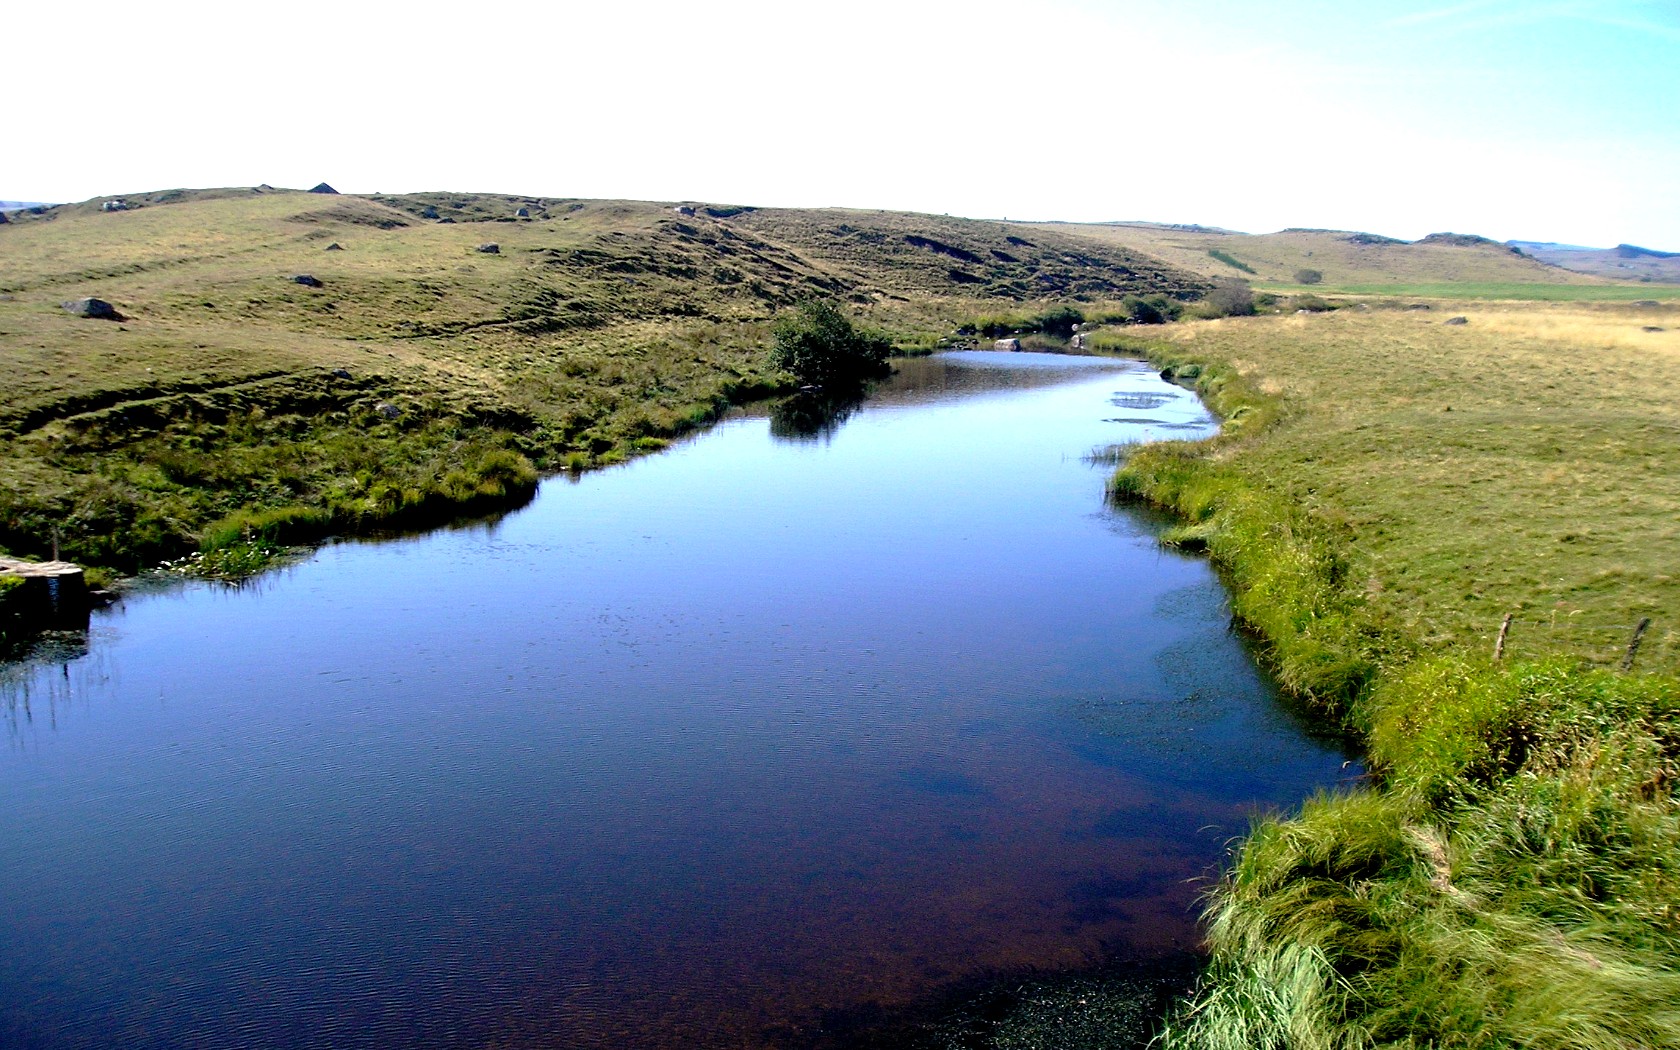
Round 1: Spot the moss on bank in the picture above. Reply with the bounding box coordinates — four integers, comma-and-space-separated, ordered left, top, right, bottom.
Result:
1110, 327, 1680, 1049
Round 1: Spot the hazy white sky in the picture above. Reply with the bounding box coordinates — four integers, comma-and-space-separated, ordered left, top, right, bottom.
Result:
7, 0, 1678, 247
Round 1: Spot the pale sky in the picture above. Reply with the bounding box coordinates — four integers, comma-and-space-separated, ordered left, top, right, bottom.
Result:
7, 0, 1678, 248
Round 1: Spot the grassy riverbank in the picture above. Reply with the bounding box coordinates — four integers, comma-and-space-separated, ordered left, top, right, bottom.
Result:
1101, 298, 1680, 1048
0, 187, 1205, 579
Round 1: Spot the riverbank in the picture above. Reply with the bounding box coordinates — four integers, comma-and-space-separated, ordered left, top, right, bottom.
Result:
1102, 300, 1680, 1048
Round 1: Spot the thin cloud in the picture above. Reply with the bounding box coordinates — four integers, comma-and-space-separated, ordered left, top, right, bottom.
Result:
1383, 0, 1517, 28
1576, 7, 1680, 42
1385, 0, 1680, 39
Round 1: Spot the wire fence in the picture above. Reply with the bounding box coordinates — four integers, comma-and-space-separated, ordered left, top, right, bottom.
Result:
1492, 612, 1658, 671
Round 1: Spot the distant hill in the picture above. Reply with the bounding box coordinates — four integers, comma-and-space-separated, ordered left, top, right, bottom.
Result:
1509, 239, 1680, 283
1034, 222, 1606, 289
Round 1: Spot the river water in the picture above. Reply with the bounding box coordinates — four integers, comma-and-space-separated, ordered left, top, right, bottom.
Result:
1, 352, 1352, 1049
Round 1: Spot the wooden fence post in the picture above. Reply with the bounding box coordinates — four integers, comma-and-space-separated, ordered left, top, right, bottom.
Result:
1494, 613, 1513, 663
1620, 617, 1652, 673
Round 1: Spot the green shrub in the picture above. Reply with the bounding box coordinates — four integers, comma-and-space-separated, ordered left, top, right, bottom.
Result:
1121, 293, 1179, 325
0, 575, 23, 616
769, 300, 892, 387
1294, 268, 1324, 285
1034, 304, 1085, 336
965, 305, 1086, 338
1210, 248, 1258, 274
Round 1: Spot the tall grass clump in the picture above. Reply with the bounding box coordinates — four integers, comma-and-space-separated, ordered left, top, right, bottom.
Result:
200, 505, 333, 552
1164, 662, 1680, 1050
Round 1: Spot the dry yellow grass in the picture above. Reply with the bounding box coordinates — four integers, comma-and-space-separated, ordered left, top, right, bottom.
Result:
1037, 222, 1611, 290
1128, 298, 1680, 672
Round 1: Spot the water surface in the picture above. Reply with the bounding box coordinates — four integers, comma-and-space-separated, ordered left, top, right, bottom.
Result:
1, 352, 1352, 1049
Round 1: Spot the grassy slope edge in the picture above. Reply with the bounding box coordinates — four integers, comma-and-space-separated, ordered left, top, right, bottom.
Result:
1100, 302, 1680, 1049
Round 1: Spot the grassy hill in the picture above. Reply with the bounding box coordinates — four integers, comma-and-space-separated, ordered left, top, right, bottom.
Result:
0, 186, 1205, 578
1039, 221, 1632, 296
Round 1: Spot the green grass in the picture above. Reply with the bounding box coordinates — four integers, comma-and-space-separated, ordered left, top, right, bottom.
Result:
1105, 302, 1680, 1049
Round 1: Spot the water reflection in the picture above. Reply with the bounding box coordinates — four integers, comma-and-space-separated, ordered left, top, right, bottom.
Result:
769, 388, 869, 444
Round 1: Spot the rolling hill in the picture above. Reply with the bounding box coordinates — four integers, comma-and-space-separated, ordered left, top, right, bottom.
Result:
1039, 220, 1614, 291
0, 186, 1206, 575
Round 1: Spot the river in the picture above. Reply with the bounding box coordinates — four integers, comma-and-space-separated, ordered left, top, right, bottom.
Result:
1, 351, 1353, 1049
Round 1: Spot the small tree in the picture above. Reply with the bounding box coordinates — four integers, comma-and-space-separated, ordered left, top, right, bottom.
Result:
1121, 293, 1177, 325
769, 300, 892, 387
1200, 278, 1256, 318
1294, 268, 1324, 285
1033, 304, 1084, 336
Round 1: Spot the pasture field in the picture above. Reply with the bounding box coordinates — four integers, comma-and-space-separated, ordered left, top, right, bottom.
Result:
1110, 300, 1680, 674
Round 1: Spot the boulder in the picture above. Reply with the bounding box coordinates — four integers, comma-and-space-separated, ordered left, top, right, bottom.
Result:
330, 368, 352, 380
674, 205, 696, 217
994, 338, 1021, 352
61, 297, 122, 320
515, 207, 530, 218
420, 205, 440, 220
292, 274, 323, 288
1069, 333, 1087, 349
0, 210, 8, 225
308, 182, 339, 194
1445, 316, 1469, 325
324, 242, 343, 251
475, 243, 500, 254
374, 402, 401, 420
1644, 326, 1666, 333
